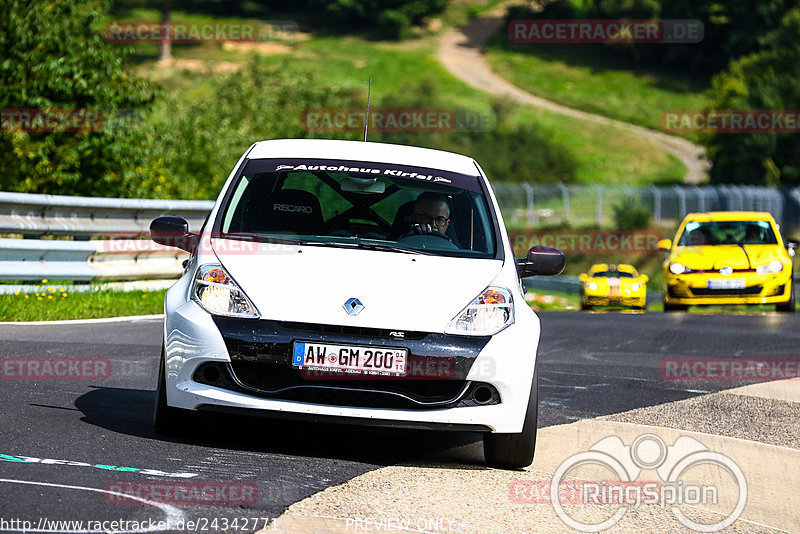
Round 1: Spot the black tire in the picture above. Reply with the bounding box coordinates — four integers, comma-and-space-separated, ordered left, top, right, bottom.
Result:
776, 281, 795, 313
663, 300, 688, 312
154, 345, 195, 435
484, 369, 538, 469
580, 301, 591, 311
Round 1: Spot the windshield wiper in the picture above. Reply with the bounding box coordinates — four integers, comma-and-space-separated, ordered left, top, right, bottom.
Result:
354, 242, 431, 255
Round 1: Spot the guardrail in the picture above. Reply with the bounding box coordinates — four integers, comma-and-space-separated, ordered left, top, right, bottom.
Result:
0, 238, 187, 282
3, 187, 800, 284
0, 191, 209, 282
0, 191, 212, 237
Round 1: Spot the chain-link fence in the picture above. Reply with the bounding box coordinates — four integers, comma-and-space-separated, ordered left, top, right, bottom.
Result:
492, 183, 800, 234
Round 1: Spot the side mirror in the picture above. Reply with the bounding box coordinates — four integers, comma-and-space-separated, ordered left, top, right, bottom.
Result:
516, 245, 565, 278
641, 274, 649, 283
578, 273, 588, 282
150, 216, 197, 253
657, 239, 672, 251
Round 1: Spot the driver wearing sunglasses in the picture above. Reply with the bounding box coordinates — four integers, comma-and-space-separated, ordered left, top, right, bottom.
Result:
410, 192, 451, 236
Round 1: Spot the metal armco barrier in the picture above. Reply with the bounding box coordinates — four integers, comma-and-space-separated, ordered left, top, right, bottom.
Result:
2, 186, 800, 282
0, 191, 209, 281
0, 238, 187, 282
0, 191, 213, 237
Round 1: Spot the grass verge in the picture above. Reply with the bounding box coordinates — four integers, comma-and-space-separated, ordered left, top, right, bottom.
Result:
485, 36, 710, 142
0, 288, 165, 321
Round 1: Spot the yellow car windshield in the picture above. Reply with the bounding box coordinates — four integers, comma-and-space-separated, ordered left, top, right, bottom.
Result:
678, 221, 777, 246
592, 271, 635, 278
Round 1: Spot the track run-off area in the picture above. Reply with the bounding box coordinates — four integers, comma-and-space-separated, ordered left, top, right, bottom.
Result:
1, 312, 798, 533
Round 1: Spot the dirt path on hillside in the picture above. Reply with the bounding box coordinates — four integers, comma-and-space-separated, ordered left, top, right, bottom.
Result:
437, 15, 709, 184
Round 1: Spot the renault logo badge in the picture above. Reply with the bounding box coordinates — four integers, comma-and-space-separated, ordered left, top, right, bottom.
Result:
343, 298, 364, 316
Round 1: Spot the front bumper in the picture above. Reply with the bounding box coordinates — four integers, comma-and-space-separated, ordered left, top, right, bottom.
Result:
664, 272, 792, 305
163, 298, 540, 433
583, 294, 646, 307
582, 287, 646, 308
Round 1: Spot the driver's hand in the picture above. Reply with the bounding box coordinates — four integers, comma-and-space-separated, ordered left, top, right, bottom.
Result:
411, 223, 433, 235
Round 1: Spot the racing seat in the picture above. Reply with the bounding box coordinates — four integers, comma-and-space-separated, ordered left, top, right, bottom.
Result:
255, 189, 323, 235
390, 201, 416, 239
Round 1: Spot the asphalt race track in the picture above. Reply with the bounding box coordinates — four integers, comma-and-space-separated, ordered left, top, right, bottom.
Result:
0, 312, 797, 531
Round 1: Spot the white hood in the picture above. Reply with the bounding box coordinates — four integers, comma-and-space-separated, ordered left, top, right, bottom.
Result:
211, 239, 504, 332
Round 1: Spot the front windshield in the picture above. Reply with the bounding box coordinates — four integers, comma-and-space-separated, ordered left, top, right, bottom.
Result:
677, 220, 777, 246
593, 271, 635, 278
217, 158, 497, 258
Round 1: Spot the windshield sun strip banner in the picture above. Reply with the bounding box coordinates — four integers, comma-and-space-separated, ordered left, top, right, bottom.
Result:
241, 158, 483, 193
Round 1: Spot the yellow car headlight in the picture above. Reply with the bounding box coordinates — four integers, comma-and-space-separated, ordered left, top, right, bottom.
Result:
588, 282, 598, 291
631, 283, 640, 291
756, 260, 784, 275
669, 262, 687, 274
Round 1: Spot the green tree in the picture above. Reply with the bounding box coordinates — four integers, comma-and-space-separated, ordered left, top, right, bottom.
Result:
706, 8, 800, 185
0, 0, 159, 196
310, 0, 449, 38
371, 79, 577, 183
148, 57, 362, 199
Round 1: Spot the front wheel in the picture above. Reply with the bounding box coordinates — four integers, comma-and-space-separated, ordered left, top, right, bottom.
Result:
484, 369, 538, 469
154, 345, 196, 435
776, 281, 795, 313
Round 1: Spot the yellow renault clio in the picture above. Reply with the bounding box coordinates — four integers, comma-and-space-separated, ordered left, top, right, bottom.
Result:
659, 212, 797, 312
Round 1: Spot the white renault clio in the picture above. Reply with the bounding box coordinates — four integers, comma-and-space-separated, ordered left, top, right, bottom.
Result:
151, 139, 564, 468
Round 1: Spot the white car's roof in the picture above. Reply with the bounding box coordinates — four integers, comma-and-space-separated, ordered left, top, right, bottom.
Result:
247, 139, 480, 176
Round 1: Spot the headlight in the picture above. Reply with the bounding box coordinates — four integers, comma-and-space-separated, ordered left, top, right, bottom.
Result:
631, 283, 640, 291
756, 260, 784, 274
588, 282, 598, 291
446, 286, 513, 336
669, 262, 688, 274
192, 264, 259, 318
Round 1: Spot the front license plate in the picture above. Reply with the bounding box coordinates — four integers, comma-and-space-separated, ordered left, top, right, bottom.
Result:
292, 341, 408, 376
708, 279, 746, 290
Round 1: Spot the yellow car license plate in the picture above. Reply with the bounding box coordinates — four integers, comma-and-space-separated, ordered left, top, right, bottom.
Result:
708, 279, 746, 290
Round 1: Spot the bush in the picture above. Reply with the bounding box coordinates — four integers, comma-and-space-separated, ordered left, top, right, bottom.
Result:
146, 57, 362, 199
612, 197, 651, 230
0, 0, 157, 197
311, 0, 449, 38
706, 9, 800, 185
370, 80, 578, 183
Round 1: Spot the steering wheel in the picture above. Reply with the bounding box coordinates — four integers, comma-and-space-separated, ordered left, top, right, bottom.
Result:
399, 225, 453, 243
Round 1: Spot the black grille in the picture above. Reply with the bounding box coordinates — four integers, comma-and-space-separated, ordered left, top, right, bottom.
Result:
690, 285, 763, 296
193, 362, 500, 410
277, 321, 427, 340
